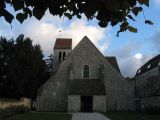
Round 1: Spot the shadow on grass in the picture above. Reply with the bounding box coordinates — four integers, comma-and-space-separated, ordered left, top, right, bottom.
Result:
7, 112, 72, 120
103, 112, 160, 120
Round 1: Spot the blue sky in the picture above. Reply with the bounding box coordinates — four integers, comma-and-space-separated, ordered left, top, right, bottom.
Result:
0, 0, 160, 77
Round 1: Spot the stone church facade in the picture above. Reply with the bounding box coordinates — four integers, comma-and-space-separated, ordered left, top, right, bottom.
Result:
36, 36, 135, 112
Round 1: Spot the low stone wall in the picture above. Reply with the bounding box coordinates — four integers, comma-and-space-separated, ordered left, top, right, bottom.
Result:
0, 98, 31, 110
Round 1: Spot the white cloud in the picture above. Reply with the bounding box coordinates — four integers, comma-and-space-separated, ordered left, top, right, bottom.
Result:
16, 12, 111, 57
117, 53, 154, 77
134, 53, 143, 60
108, 40, 155, 77
155, 0, 160, 4
62, 20, 111, 53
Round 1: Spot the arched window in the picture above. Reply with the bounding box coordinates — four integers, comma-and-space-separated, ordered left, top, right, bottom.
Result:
83, 65, 89, 78
63, 52, 66, 60
59, 52, 62, 63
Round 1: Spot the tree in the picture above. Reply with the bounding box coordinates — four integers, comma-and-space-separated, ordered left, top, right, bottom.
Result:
126, 77, 136, 86
46, 54, 54, 75
0, 35, 50, 99
0, 0, 153, 36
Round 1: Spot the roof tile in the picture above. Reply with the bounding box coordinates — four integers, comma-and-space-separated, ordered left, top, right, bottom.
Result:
54, 38, 72, 49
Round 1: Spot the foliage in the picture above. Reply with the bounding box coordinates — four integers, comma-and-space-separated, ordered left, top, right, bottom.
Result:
46, 54, 54, 75
0, 35, 50, 99
0, 0, 153, 36
125, 77, 136, 86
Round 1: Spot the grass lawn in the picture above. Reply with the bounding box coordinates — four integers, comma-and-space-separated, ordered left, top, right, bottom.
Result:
7, 112, 72, 120
103, 112, 160, 120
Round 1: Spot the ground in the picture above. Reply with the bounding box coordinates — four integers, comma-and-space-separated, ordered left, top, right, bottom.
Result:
72, 112, 110, 120
1, 111, 160, 120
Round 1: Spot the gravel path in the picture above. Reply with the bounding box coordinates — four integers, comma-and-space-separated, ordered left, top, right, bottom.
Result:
72, 112, 110, 120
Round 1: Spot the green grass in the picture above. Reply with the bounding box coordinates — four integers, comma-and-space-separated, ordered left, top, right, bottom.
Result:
103, 112, 160, 120
7, 112, 72, 120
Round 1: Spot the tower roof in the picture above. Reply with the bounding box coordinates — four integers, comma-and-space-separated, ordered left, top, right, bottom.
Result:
54, 38, 72, 49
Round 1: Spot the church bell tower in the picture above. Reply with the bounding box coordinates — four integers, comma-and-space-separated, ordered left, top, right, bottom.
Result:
53, 38, 72, 71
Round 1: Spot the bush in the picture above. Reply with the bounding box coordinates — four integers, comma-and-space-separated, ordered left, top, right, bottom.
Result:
0, 105, 30, 119
144, 105, 160, 114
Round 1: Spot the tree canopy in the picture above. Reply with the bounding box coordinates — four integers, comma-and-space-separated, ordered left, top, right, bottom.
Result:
0, 35, 50, 99
0, 0, 153, 36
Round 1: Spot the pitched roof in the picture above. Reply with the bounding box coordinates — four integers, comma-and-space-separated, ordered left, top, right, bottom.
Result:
105, 57, 120, 72
69, 79, 106, 95
135, 54, 160, 76
54, 38, 72, 49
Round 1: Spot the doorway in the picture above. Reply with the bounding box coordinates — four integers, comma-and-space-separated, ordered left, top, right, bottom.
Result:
81, 96, 93, 112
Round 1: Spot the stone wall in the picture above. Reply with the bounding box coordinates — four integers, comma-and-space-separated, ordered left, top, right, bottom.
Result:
93, 95, 106, 112
103, 61, 135, 111
140, 96, 160, 111
68, 95, 106, 112
135, 67, 160, 97
36, 59, 71, 111
70, 37, 105, 80
0, 98, 31, 110
53, 49, 71, 71
68, 95, 80, 112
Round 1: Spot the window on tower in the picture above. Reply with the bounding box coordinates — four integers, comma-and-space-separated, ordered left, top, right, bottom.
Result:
83, 65, 89, 78
63, 52, 66, 60
59, 52, 62, 63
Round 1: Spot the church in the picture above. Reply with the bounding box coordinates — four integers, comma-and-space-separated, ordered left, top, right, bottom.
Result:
36, 36, 134, 112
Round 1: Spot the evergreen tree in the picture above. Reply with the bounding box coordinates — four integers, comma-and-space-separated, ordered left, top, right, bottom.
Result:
46, 54, 54, 75
0, 35, 50, 99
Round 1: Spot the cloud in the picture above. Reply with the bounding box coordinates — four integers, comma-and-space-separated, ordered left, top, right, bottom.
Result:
108, 40, 155, 77
2, 10, 157, 78
120, 53, 154, 77
155, 0, 160, 4
134, 53, 143, 60
13, 12, 111, 57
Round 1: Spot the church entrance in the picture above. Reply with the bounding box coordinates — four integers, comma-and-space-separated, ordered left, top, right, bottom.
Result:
81, 96, 93, 112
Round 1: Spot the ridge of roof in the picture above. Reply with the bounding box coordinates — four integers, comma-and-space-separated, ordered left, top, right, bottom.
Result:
135, 54, 160, 77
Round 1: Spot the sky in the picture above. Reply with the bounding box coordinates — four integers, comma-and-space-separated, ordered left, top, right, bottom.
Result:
0, 0, 160, 77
